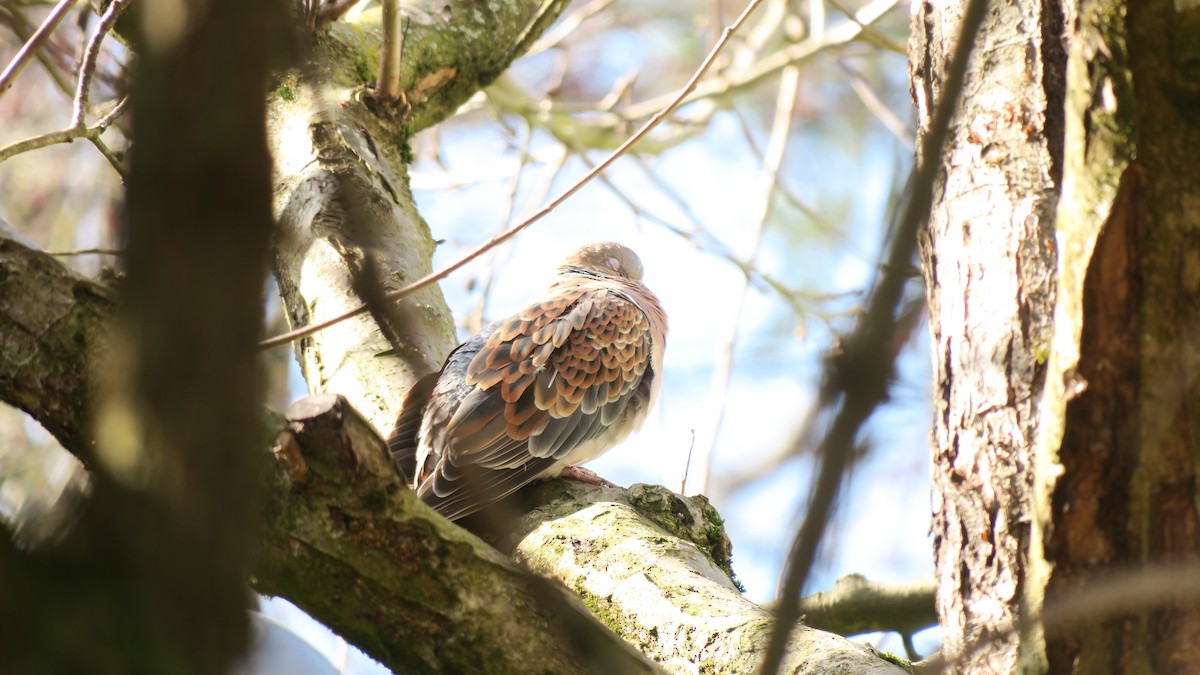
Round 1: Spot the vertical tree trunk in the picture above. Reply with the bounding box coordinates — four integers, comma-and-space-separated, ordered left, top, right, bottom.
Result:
915, 0, 1200, 669
909, 0, 1064, 669
1044, 0, 1200, 671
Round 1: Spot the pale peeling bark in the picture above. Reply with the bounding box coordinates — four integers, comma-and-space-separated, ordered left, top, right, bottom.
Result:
910, 0, 1063, 669
269, 78, 456, 435
511, 483, 909, 675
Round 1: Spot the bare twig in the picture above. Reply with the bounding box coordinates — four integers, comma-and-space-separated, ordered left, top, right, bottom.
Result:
561, 137, 841, 317
0, 96, 127, 172
258, 0, 769, 350
527, 0, 615, 54
374, 0, 403, 99
727, 107, 864, 256
823, 0, 906, 53
623, 0, 900, 120
0, 0, 130, 175
756, 0, 990, 669
840, 61, 912, 149
72, 0, 131, 128
0, 0, 75, 99
465, 123, 547, 335
1, 4, 75, 96
44, 247, 124, 257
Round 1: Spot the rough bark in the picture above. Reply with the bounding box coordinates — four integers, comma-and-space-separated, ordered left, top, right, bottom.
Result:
1121, 4, 1200, 668
260, 393, 662, 674
1041, 0, 1200, 671
0, 218, 113, 464
909, 0, 1063, 669
916, 0, 1200, 669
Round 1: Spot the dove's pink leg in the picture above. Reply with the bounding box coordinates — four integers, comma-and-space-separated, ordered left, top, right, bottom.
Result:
559, 465, 619, 488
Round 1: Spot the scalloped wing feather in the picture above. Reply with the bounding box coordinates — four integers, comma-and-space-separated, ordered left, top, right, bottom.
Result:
391, 271, 664, 521
453, 287, 652, 462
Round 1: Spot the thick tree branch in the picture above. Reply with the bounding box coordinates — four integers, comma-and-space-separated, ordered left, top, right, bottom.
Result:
510, 483, 909, 674
0, 217, 112, 465
796, 575, 937, 638
265, 0, 573, 434
259, 393, 662, 674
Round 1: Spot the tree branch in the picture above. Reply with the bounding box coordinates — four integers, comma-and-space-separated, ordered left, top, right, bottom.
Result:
0, 0, 75, 98
795, 575, 937, 639
510, 483, 908, 674
0, 217, 113, 465
259, 0, 765, 352
259, 393, 662, 674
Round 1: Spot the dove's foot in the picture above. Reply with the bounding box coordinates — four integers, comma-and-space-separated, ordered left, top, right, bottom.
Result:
560, 465, 619, 488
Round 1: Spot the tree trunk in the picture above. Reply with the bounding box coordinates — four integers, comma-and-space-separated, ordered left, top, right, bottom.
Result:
1045, 0, 1200, 671
910, 0, 1062, 668
913, 0, 1200, 669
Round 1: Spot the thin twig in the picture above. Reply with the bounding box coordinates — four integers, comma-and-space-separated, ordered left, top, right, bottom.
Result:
564, 137, 838, 317
756, 0, 990, 669
727, 107, 864, 257
88, 135, 127, 178
528, 0, 615, 54
0, 0, 75, 99
374, 0, 403, 99
44, 247, 124, 257
840, 61, 912, 149
1, 4, 75, 96
258, 0, 768, 351
623, 0, 900, 120
0, 0, 130, 174
822, 0, 906, 53
0, 97, 127, 168
465, 121, 538, 335
72, 0, 131, 128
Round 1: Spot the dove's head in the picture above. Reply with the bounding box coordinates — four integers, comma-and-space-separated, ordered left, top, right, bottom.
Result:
560, 242, 644, 281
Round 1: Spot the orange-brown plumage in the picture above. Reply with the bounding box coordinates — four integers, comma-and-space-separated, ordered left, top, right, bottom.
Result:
388, 242, 667, 521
